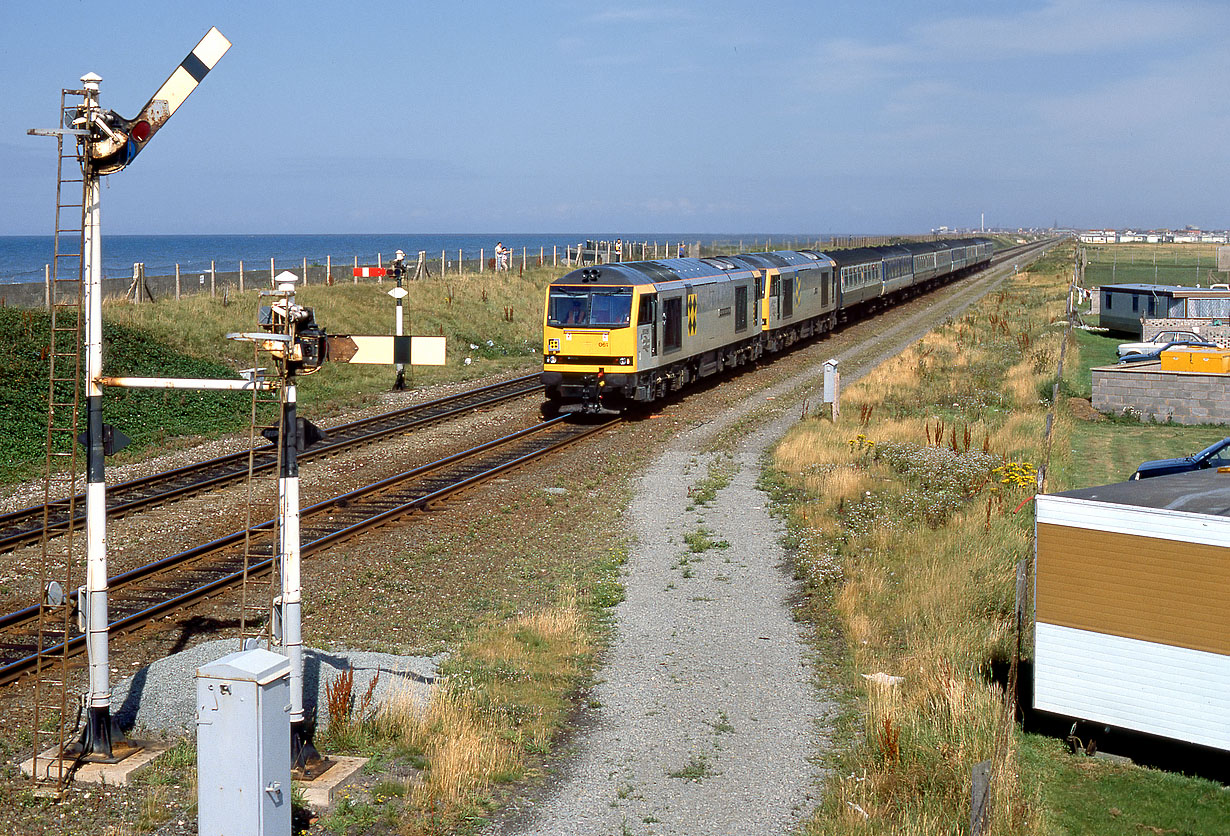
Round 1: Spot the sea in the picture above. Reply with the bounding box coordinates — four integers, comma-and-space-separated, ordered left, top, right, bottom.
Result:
0, 233, 818, 285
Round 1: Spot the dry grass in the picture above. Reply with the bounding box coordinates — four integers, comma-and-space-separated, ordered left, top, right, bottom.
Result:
365, 591, 593, 834
778, 249, 1076, 834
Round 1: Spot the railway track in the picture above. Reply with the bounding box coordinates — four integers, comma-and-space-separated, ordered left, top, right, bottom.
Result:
0, 414, 616, 686
0, 373, 542, 554
0, 239, 1058, 687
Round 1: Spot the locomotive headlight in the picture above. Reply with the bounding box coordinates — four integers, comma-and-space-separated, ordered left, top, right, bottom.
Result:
545, 355, 556, 364
618, 357, 631, 365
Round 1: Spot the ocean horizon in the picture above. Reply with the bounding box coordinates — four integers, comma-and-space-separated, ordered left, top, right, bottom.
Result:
0, 232, 853, 285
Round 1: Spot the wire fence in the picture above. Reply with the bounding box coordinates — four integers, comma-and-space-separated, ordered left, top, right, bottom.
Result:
2, 233, 946, 310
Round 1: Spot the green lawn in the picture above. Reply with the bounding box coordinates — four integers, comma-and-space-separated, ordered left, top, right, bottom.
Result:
1084, 243, 1223, 288
1022, 736, 1230, 836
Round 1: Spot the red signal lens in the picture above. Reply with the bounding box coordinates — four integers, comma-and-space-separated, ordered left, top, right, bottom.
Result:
131, 120, 152, 142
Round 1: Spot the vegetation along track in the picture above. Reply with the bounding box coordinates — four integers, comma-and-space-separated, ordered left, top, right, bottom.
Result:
0, 373, 542, 553
0, 414, 615, 686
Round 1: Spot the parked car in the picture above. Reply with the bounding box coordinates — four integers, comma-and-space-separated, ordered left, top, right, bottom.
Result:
1116, 339, 1217, 363
1117, 330, 1207, 358
1131, 437, 1230, 479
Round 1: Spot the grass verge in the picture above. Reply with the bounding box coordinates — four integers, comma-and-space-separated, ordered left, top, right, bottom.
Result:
770, 241, 1230, 834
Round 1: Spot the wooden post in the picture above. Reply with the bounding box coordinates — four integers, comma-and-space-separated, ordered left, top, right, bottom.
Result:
44, 264, 50, 310
458, 249, 462, 275
522, 246, 527, 272
553, 245, 558, 266
327, 254, 332, 285
175, 264, 181, 300
539, 245, 544, 266
239, 260, 244, 293
210, 260, 216, 297
303, 256, 308, 286
378, 252, 383, 268
441, 250, 445, 277
269, 257, 274, 283
480, 248, 485, 272
354, 255, 358, 284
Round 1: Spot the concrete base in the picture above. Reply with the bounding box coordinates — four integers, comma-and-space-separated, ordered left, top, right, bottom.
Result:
295, 755, 368, 811
20, 739, 172, 786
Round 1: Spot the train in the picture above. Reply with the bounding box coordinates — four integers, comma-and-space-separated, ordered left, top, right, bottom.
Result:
540, 237, 995, 413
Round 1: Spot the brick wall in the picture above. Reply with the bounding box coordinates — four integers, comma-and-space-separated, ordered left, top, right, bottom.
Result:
1093, 364, 1230, 424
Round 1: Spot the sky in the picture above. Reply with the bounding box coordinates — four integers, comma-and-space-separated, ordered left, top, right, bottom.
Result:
2, 0, 1227, 236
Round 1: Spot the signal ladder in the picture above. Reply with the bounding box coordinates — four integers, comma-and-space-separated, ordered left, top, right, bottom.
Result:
31, 87, 91, 793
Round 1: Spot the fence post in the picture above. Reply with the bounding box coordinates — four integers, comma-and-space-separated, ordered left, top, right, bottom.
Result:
970, 760, 991, 836
480, 248, 485, 272
458, 249, 462, 275
303, 256, 308, 286
378, 252, 383, 269
522, 246, 527, 272
239, 260, 244, 293
327, 254, 332, 285
354, 255, 358, 285
175, 264, 181, 300
539, 245, 544, 266
44, 264, 50, 310
553, 245, 558, 266
210, 260, 216, 297
441, 250, 445, 277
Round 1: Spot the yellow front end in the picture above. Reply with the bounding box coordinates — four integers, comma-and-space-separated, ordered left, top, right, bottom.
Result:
541, 284, 641, 410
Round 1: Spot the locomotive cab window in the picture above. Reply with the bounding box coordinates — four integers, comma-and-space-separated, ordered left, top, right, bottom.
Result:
547, 287, 633, 327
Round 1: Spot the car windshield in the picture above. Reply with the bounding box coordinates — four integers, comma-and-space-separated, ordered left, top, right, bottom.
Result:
1196, 437, 1230, 466
547, 287, 633, 328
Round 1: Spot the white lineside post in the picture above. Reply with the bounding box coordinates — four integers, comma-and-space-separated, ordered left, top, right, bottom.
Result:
44, 264, 50, 310
326, 254, 331, 285
522, 246, 527, 272
175, 264, 181, 300
553, 245, 557, 266
270, 257, 275, 282
80, 84, 115, 756
823, 358, 840, 421
239, 260, 244, 293
458, 249, 462, 275
210, 260, 216, 297
480, 248, 485, 272
303, 256, 308, 286
441, 250, 445, 277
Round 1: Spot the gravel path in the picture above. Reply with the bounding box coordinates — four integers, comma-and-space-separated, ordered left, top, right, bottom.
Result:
489, 380, 837, 836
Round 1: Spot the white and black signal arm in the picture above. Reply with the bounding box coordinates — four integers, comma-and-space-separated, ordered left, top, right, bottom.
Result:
84, 27, 231, 175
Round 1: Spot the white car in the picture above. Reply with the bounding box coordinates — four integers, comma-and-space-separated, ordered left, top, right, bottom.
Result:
1116, 330, 1207, 358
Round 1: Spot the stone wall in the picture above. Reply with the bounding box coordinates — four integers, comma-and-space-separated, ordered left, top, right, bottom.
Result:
1141, 318, 1230, 346
1093, 364, 1230, 424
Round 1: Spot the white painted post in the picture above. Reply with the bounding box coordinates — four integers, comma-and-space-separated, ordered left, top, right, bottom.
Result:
210, 260, 216, 297
480, 248, 485, 272
539, 245, 544, 266
522, 246, 527, 272
441, 250, 445, 276
458, 249, 462, 275
44, 264, 50, 310
378, 252, 382, 268
327, 254, 332, 285
239, 260, 244, 293
553, 245, 558, 266
303, 256, 308, 286
270, 257, 275, 283
823, 358, 840, 420
175, 264, 181, 300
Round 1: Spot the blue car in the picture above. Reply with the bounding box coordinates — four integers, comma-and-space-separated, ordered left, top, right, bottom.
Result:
1116, 339, 1217, 363
1131, 437, 1230, 479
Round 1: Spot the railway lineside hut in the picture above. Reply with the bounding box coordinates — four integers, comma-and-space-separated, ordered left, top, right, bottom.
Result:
1034, 470, 1230, 753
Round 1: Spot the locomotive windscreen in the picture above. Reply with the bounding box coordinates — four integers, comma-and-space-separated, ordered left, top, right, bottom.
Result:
547, 287, 633, 327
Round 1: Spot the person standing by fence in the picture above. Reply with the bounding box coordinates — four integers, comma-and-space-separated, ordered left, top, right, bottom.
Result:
495, 241, 510, 271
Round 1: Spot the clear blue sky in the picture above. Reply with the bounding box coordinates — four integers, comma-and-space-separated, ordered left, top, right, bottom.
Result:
3, 1, 1227, 235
